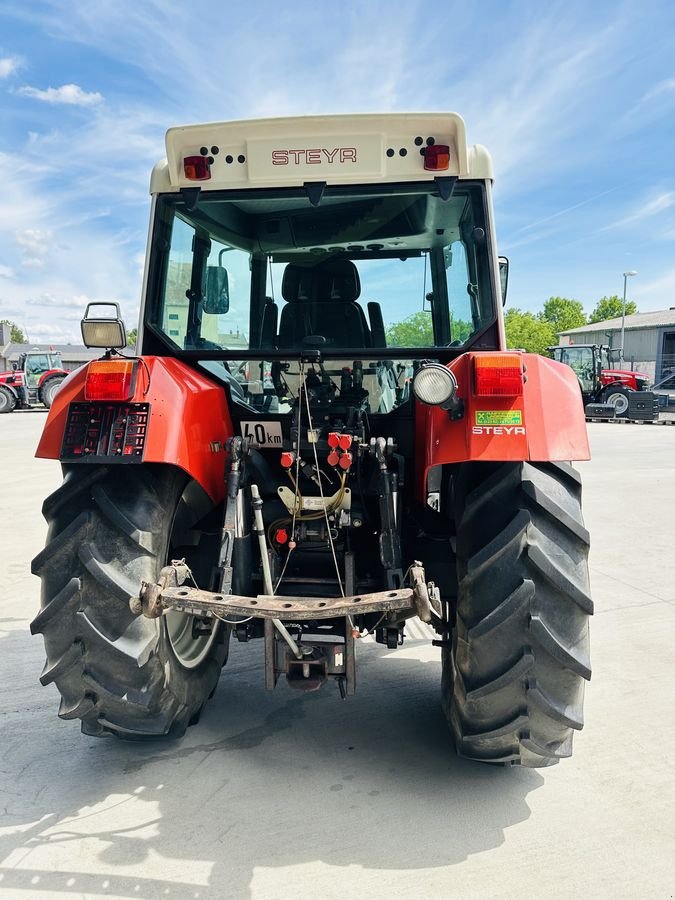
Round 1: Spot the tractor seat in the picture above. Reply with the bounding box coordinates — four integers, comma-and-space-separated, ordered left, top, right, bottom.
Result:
277, 259, 371, 349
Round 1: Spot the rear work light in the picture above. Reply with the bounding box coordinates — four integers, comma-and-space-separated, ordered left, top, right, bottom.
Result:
474, 354, 524, 396
183, 155, 211, 180
85, 359, 138, 402
423, 144, 451, 171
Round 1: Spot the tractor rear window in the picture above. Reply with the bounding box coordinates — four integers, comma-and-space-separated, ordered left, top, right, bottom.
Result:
148, 183, 498, 356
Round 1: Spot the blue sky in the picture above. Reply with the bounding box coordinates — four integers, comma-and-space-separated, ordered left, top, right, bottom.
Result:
0, 0, 674, 343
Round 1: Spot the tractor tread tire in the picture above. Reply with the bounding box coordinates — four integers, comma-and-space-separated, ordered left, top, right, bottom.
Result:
39, 375, 66, 409
0, 385, 17, 413
444, 461, 592, 768
31, 465, 227, 739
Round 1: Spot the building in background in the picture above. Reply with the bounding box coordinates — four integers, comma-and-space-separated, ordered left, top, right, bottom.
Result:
558, 309, 675, 386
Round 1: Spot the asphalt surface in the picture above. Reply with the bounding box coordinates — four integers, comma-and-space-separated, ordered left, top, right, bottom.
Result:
1, 410, 674, 899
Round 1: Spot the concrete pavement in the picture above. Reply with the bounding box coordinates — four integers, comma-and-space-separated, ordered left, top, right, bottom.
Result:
0, 411, 674, 899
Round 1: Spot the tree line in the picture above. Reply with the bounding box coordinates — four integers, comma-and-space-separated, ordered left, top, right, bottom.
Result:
503, 295, 637, 355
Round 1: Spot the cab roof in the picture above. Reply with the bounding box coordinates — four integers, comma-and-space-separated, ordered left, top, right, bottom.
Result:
150, 113, 493, 193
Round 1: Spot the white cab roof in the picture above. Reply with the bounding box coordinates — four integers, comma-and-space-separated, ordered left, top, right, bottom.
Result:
150, 113, 493, 193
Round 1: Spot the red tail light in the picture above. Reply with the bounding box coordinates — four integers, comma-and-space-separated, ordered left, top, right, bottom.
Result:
474, 354, 524, 396
85, 359, 137, 401
423, 145, 450, 171
183, 155, 211, 181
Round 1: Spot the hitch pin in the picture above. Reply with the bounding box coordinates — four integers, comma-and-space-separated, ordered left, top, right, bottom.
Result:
250, 484, 302, 660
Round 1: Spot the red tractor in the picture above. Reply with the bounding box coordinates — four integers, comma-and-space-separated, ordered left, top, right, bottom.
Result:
548, 343, 651, 418
30, 114, 592, 767
0, 349, 68, 413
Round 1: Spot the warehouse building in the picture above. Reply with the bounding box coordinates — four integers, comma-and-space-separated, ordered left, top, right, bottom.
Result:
558, 309, 675, 387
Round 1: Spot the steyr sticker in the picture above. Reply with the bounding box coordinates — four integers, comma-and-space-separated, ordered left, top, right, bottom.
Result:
240, 421, 283, 447
475, 410, 523, 426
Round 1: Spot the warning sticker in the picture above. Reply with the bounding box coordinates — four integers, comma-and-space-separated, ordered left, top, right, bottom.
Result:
475, 410, 523, 426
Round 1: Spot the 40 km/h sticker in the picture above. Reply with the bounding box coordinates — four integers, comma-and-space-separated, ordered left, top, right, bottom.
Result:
240, 421, 283, 447
475, 410, 523, 426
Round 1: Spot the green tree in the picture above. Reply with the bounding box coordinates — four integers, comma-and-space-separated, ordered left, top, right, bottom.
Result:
504, 308, 555, 354
588, 295, 637, 324
0, 319, 27, 343
126, 328, 138, 347
540, 297, 587, 335
385, 311, 434, 347
385, 311, 473, 347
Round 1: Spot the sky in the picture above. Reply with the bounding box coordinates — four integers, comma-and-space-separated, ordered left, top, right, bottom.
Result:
1, 0, 674, 344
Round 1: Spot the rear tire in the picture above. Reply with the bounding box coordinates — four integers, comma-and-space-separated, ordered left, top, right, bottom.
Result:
39, 375, 66, 409
0, 385, 17, 413
31, 465, 228, 738
443, 461, 592, 767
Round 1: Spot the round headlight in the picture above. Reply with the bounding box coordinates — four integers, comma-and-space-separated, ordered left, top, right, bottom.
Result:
412, 363, 458, 407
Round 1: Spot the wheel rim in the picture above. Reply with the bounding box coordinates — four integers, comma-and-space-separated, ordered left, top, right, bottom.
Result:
164, 609, 219, 669
0, 391, 9, 411
164, 483, 220, 669
607, 392, 629, 415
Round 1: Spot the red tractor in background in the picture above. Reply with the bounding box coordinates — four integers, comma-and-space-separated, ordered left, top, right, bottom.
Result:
0, 349, 68, 413
548, 344, 655, 419
30, 113, 593, 768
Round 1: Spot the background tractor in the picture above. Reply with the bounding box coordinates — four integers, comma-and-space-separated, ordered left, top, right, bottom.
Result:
548, 343, 657, 420
30, 113, 593, 767
0, 349, 68, 413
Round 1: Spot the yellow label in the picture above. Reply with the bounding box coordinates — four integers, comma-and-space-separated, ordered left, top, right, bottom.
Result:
475, 410, 523, 426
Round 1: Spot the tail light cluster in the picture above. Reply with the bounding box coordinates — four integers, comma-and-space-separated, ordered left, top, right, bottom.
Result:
473, 354, 524, 396
85, 359, 138, 402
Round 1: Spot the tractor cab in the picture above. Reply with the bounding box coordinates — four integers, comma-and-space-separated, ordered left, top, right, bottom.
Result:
20, 350, 64, 389
548, 345, 601, 397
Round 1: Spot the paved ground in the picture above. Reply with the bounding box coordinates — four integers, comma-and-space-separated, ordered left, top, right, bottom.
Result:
1, 411, 674, 899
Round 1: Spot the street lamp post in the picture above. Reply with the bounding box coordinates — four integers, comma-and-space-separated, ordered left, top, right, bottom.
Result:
620, 270, 637, 362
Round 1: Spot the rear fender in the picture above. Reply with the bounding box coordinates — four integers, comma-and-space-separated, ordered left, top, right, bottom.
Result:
36, 357, 233, 504
416, 352, 590, 502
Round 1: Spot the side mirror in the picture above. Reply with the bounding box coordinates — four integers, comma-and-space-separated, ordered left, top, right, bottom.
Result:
498, 256, 509, 306
204, 266, 229, 315
81, 301, 127, 349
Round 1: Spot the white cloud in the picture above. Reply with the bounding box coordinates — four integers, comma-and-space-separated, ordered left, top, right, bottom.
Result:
28, 322, 80, 342
15, 228, 53, 269
26, 292, 88, 309
604, 192, 675, 231
19, 83, 103, 106
634, 268, 675, 301
639, 78, 675, 106
0, 263, 14, 278
0, 56, 20, 78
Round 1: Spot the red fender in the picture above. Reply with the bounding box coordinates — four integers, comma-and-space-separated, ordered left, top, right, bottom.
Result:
415, 352, 590, 502
36, 357, 233, 504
